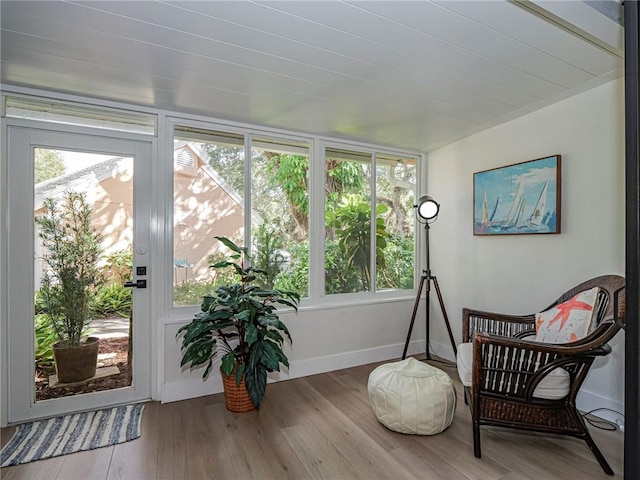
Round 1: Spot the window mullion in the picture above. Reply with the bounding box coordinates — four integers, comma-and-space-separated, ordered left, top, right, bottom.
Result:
244, 133, 252, 249
310, 140, 325, 301
371, 152, 377, 293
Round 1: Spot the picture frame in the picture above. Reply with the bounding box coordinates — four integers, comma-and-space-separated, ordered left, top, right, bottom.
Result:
473, 155, 561, 235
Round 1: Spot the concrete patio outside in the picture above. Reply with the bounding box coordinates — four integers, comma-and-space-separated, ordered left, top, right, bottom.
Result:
88, 317, 129, 339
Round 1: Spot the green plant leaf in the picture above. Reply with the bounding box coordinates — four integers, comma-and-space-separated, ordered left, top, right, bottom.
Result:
203, 309, 234, 323
266, 339, 290, 369
265, 329, 284, 345
248, 340, 263, 371
245, 364, 267, 408
180, 339, 215, 370
235, 310, 251, 325
210, 261, 236, 270
245, 322, 259, 346
215, 236, 242, 254
203, 359, 214, 378
221, 352, 235, 377
261, 340, 283, 371
270, 317, 292, 343
272, 297, 299, 311
181, 321, 214, 345
234, 362, 245, 386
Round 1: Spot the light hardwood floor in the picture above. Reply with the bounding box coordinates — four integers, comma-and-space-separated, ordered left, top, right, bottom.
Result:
1, 358, 624, 480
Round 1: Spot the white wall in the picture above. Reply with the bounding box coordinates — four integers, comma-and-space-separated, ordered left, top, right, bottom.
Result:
425, 79, 625, 418
161, 297, 426, 403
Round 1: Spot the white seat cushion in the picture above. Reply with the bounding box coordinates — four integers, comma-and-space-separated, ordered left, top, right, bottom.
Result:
367, 358, 456, 435
456, 342, 570, 400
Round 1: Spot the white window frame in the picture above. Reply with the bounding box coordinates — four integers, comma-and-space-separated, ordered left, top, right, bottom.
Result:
315, 141, 419, 305
3, 94, 157, 135
164, 118, 420, 318
2, 119, 155, 423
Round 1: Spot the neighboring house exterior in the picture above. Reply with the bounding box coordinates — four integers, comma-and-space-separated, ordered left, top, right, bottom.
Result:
172, 142, 244, 284
34, 143, 244, 287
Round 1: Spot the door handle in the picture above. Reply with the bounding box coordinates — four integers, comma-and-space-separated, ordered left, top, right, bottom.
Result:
123, 279, 147, 289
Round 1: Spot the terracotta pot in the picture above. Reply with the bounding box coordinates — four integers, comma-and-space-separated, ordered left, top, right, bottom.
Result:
53, 336, 100, 383
221, 369, 255, 413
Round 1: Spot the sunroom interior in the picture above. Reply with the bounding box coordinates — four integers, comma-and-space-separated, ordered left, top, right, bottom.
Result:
1, 1, 638, 479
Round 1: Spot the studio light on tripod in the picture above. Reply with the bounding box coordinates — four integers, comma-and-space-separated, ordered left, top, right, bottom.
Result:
402, 194, 457, 361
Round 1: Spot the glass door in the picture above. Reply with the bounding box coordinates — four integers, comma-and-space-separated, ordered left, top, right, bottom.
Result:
6, 126, 152, 423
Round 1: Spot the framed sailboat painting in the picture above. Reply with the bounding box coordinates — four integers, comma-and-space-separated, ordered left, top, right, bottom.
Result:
473, 155, 561, 235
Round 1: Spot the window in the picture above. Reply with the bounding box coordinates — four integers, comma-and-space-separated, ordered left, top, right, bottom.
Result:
171, 123, 417, 308
324, 148, 373, 294
324, 147, 416, 295
172, 127, 245, 307
250, 135, 310, 298
4, 96, 155, 135
375, 154, 416, 291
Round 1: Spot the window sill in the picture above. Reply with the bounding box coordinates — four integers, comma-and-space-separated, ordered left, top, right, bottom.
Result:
163, 289, 417, 324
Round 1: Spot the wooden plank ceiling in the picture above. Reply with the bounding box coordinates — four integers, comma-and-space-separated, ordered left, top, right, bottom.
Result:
0, 1, 623, 152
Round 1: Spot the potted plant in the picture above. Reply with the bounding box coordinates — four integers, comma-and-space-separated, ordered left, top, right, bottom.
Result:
177, 236, 299, 411
36, 191, 104, 383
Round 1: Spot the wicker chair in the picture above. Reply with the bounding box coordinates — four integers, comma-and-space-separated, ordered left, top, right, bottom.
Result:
457, 275, 625, 476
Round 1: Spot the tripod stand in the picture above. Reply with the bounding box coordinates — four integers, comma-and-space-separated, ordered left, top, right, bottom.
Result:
402, 222, 458, 361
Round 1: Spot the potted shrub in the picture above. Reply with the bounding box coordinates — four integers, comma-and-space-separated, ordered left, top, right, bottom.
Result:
177, 236, 299, 411
36, 191, 104, 383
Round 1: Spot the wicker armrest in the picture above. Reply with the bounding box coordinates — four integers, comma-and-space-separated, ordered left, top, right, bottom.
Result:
471, 332, 610, 401
473, 331, 611, 356
462, 307, 535, 343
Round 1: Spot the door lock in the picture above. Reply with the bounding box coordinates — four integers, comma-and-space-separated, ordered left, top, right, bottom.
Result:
123, 279, 147, 289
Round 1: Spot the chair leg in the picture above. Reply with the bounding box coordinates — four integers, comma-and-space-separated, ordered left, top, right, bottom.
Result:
472, 421, 482, 458
582, 431, 614, 476
572, 406, 614, 475
466, 387, 480, 457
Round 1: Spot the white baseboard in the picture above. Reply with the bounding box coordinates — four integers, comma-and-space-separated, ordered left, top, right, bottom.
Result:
428, 339, 457, 362
577, 389, 625, 423
161, 339, 425, 404
162, 374, 224, 403
163, 339, 625, 427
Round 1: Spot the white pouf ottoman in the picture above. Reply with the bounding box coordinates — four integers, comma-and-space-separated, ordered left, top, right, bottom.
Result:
367, 357, 456, 435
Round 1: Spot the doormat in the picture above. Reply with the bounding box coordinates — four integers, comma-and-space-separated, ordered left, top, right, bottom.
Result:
1, 403, 144, 467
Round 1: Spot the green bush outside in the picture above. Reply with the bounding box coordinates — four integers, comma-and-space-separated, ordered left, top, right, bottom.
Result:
273, 234, 414, 296
35, 314, 56, 375
173, 230, 415, 305
174, 280, 221, 307
91, 283, 132, 318
377, 234, 415, 290
273, 241, 309, 295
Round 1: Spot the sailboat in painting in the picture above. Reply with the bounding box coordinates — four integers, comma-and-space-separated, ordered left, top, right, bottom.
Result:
528, 181, 548, 227
481, 191, 489, 226
502, 176, 525, 228
477, 191, 501, 232
489, 195, 501, 222
515, 197, 528, 228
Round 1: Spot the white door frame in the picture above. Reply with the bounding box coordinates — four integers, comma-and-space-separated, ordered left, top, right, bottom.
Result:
4, 125, 153, 424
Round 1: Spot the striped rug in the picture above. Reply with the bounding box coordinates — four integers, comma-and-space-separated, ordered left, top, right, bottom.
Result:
1, 403, 144, 467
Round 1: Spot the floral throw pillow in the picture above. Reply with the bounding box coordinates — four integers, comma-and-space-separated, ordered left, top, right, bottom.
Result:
535, 287, 600, 344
